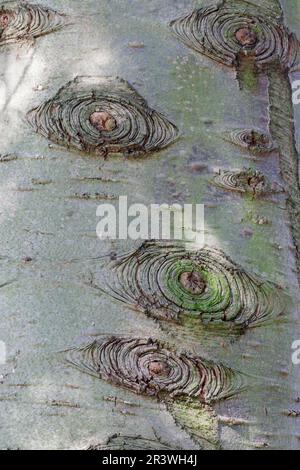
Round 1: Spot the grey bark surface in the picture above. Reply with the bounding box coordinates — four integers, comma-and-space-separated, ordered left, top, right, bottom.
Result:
0, 0, 300, 450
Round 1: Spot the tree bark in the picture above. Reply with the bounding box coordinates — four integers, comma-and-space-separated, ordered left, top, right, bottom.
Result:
0, 0, 299, 450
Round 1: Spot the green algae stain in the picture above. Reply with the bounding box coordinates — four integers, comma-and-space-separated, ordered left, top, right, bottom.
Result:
238, 61, 259, 91
167, 399, 220, 450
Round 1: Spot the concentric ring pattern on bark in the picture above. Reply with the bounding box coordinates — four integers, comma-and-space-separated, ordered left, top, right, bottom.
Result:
0, 2, 66, 45
27, 76, 179, 157
169, 0, 299, 70
65, 337, 245, 404
87, 435, 176, 451
101, 241, 286, 329
212, 168, 282, 196
224, 129, 277, 154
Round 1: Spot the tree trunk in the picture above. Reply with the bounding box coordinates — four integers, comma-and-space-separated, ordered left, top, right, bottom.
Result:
0, 0, 299, 450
